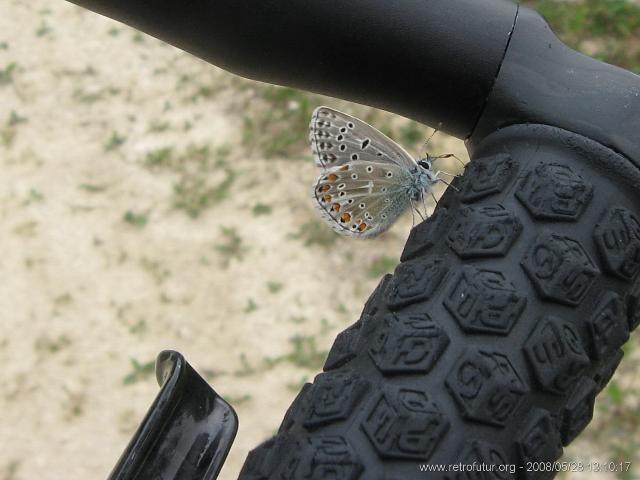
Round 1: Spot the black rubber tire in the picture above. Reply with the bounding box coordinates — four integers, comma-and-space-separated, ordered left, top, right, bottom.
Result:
239, 124, 640, 480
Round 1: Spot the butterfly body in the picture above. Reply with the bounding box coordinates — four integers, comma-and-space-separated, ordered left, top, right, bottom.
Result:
309, 106, 441, 238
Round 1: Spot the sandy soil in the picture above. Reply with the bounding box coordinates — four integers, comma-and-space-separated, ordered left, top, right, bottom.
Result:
0, 1, 636, 479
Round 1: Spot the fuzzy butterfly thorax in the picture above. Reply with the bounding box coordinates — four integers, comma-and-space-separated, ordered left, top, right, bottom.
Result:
309, 106, 442, 238
411, 161, 439, 201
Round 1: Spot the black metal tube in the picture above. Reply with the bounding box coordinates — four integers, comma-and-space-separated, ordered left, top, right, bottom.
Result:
470, 7, 640, 168
65, 0, 518, 139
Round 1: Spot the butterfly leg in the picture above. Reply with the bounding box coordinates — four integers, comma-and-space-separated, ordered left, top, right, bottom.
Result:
430, 191, 440, 208
434, 169, 461, 179
410, 199, 425, 224
437, 177, 460, 192
422, 192, 429, 218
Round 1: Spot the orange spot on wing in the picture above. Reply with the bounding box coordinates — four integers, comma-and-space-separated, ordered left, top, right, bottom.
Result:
358, 223, 368, 232
340, 213, 351, 223
319, 184, 331, 192
327, 174, 338, 182
340, 165, 349, 171
322, 195, 332, 203
331, 203, 341, 212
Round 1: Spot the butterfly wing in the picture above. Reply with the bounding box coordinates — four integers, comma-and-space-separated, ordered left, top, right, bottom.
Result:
309, 106, 417, 170
312, 161, 414, 238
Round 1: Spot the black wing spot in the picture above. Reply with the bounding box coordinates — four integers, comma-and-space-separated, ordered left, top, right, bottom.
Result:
362, 139, 370, 149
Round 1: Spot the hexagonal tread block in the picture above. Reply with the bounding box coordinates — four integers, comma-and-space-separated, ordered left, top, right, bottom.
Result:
460, 153, 518, 203
586, 292, 629, 361
401, 208, 452, 261
523, 316, 590, 395
303, 370, 369, 429
324, 319, 363, 371
521, 231, 599, 306
361, 273, 393, 318
516, 162, 593, 221
362, 387, 449, 460
517, 409, 563, 479
446, 348, 527, 427
592, 349, 624, 393
594, 206, 640, 281
278, 382, 312, 434
447, 205, 522, 258
561, 378, 597, 445
444, 266, 526, 335
387, 255, 448, 310
279, 436, 363, 480
369, 313, 449, 374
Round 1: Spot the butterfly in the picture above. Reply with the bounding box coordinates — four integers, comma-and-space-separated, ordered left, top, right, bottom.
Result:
309, 106, 456, 238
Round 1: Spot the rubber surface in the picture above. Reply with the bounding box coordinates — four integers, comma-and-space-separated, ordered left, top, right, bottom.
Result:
239, 124, 640, 480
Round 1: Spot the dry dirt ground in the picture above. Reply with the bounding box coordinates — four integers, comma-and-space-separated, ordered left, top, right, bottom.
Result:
0, 1, 637, 479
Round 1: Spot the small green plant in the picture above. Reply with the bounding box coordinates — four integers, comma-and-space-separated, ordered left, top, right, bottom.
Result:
233, 353, 256, 377
139, 257, 171, 284
266, 335, 327, 370
225, 394, 253, 405
53, 293, 73, 306
214, 227, 247, 266
35, 21, 51, 37
8, 110, 27, 127
148, 119, 170, 133
292, 219, 338, 248
267, 281, 283, 294
244, 298, 258, 313
144, 147, 173, 168
0, 62, 17, 85
104, 131, 127, 152
252, 203, 273, 216
79, 183, 108, 193
123, 210, 148, 227
399, 121, 426, 147
128, 318, 147, 336
368, 255, 398, 278
242, 85, 323, 158
172, 168, 236, 218
34, 334, 71, 354
287, 376, 310, 392
132, 32, 145, 43
123, 358, 155, 385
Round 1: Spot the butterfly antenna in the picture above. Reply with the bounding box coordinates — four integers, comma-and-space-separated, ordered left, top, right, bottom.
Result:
422, 122, 442, 157
434, 153, 467, 169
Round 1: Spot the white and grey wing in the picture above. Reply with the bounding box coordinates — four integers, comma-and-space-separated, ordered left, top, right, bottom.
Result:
309, 106, 417, 170
311, 161, 413, 238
